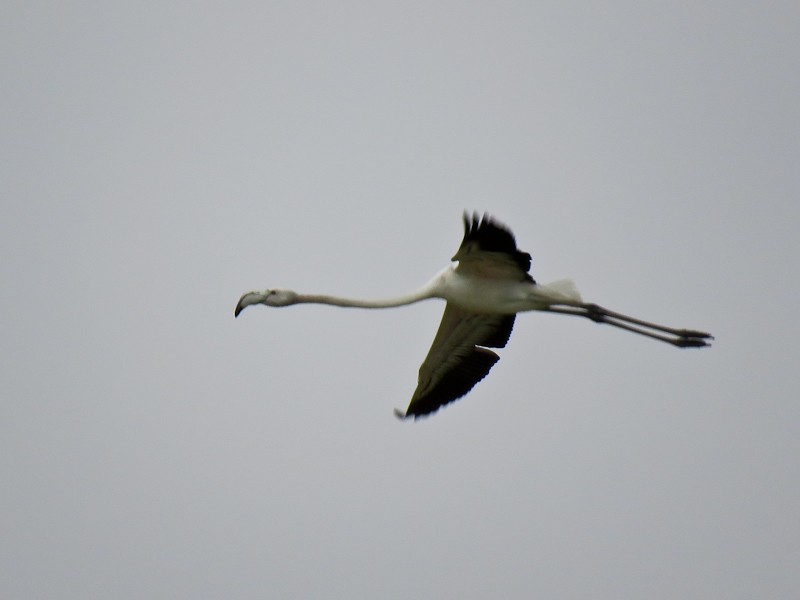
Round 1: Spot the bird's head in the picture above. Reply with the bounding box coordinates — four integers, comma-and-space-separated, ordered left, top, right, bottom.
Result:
234, 289, 298, 316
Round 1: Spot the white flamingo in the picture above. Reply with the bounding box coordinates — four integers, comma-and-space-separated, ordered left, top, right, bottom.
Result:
235, 213, 712, 419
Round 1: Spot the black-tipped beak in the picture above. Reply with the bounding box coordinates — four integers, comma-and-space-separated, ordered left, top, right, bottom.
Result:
234, 291, 261, 317
234, 297, 247, 317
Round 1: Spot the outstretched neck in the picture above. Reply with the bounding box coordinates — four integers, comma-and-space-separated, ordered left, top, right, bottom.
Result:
292, 267, 450, 309
295, 286, 435, 309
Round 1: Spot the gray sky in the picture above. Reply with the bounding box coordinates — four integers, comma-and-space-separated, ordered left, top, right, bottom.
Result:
2, 2, 799, 598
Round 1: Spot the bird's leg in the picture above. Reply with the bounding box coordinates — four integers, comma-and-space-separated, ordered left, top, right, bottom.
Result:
586, 304, 712, 340
544, 303, 713, 348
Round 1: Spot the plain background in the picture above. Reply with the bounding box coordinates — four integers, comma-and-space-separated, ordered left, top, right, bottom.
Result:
2, 2, 799, 599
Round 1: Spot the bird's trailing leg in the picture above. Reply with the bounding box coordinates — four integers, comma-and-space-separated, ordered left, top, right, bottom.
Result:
544, 303, 713, 347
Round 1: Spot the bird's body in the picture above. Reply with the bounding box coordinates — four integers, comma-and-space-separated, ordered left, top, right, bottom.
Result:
235, 213, 712, 419
435, 266, 583, 314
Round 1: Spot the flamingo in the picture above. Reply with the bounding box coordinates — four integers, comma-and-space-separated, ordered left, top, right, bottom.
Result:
235, 213, 712, 419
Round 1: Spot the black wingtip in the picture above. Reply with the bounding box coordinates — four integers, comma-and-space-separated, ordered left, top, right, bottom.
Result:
393, 408, 409, 420
457, 211, 532, 274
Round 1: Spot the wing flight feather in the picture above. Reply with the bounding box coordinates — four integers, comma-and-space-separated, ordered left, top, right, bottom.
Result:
452, 212, 533, 280
396, 304, 516, 419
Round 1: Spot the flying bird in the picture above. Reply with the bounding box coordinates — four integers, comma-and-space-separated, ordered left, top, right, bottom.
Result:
235, 213, 712, 419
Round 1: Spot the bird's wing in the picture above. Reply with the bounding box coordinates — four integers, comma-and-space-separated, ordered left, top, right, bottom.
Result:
451, 212, 534, 281
396, 303, 516, 419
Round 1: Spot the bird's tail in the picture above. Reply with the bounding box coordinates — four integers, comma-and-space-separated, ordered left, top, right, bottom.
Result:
535, 279, 583, 305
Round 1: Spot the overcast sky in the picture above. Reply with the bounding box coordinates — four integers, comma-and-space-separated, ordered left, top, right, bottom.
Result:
2, 2, 799, 599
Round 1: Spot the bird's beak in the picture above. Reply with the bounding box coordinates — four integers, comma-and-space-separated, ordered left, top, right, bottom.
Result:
234, 291, 263, 317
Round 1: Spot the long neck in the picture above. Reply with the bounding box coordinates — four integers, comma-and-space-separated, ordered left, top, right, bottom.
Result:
294, 286, 436, 309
